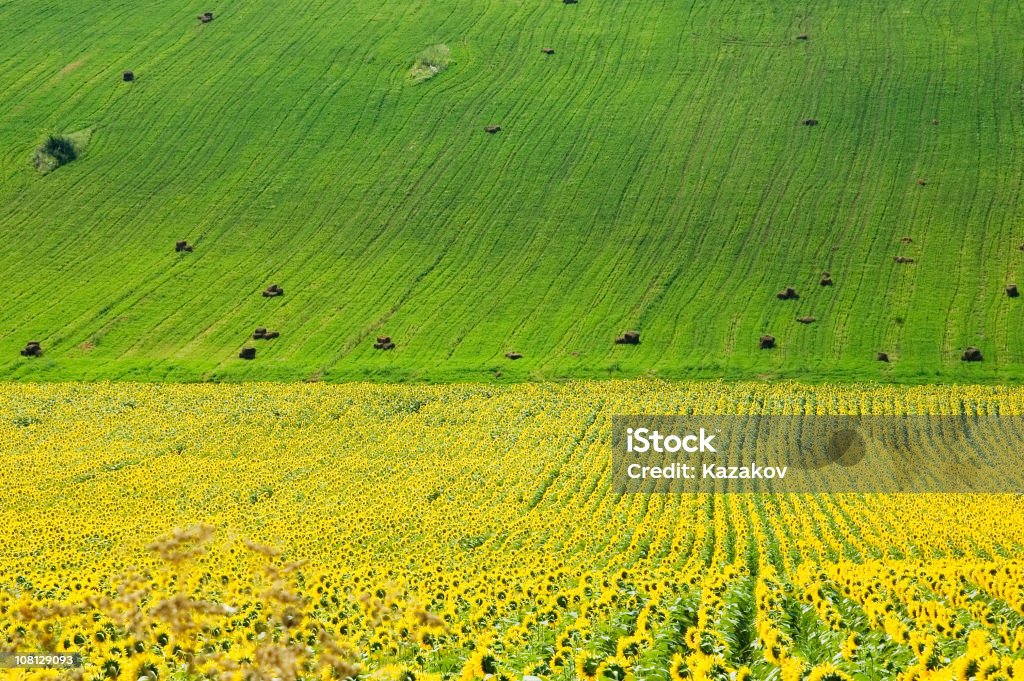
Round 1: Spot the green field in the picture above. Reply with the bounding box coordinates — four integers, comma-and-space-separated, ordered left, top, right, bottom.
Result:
1, 0, 1022, 383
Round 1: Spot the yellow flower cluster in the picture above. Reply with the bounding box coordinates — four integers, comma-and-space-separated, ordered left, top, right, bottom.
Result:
0, 381, 1022, 680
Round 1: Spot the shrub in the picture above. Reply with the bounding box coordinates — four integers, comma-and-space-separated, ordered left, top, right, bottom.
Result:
408, 44, 451, 83
34, 134, 78, 172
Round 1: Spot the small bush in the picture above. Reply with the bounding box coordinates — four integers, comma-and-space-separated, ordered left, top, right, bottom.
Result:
34, 134, 78, 172
44, 136, 76, 164
408, 44, 451, 83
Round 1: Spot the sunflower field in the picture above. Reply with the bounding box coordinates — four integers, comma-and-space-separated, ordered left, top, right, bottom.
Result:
1, 381, 1023, 681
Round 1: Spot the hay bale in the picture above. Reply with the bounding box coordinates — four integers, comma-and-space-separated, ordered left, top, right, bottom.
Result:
615, 330, 640, 345
876, 352, 889, 362
20, 341, 42, 357
485, 125, 501, 134
796, 33, 809, 40
542, 47, 555, 54
377, 336, 391, 344
776, 287, 798, 300
962, 347, 983, 362
175, 240, 194, 252
505, 351, 523, 360
563, 0, 577, 4
253, 328, 267, 339
900, 236, 913, 244
198, 11, 214, 22
264, 331, 280, 340
759, 335, 775, 349
802, 118, 818, 126
796, 316, 816, 324
820, 276, 833, 286
262, 284, 283, 297
1007, 284, 1019, 298
917, 178, 927, 186
931, 119, 940, 125
894, 256, 915, 264
123, 71, 135, 82
239, 347, 256, 360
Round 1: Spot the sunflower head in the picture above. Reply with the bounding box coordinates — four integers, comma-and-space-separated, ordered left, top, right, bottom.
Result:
576, 652, 603, 681
669, 653, 690, 681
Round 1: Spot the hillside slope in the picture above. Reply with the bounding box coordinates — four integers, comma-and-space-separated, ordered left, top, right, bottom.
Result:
1, 0, 1022, 383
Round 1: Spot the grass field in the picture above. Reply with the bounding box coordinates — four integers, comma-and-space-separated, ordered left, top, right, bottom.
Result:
2, 1, 1023, 383
2, 381, 1024, 680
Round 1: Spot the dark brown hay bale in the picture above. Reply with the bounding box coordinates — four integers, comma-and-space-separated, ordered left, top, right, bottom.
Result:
505, 351, 523, 360
175, 240, 189, 252
877, 352, 889, 362
900, 236, 913, 243
776, 287, 798, 300
615, 330, 640, 345
917, 178, 927, 186
962, 347, 983, 362
253, 327, 267, 339
894, 256, 915, 264
264, 331, 279, 340
373, 342, 383, 349
376, 336, 391, 344
796, 33, 809, 40
383, 342, 395, 350
759, 335, 775, 349
802, 118, 818, 126
796, 316, 816, 324
198, 11, 214, 22
20, 341, 42, 357
542, 47, 555, 54
123, 71, 135, 82
1007, 284, 1019, 298
239, 347, 256, 360
485, 125, 501, 133
262, 284, 283, 297
820, 276, 833, 286
563, 0, 577, 4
